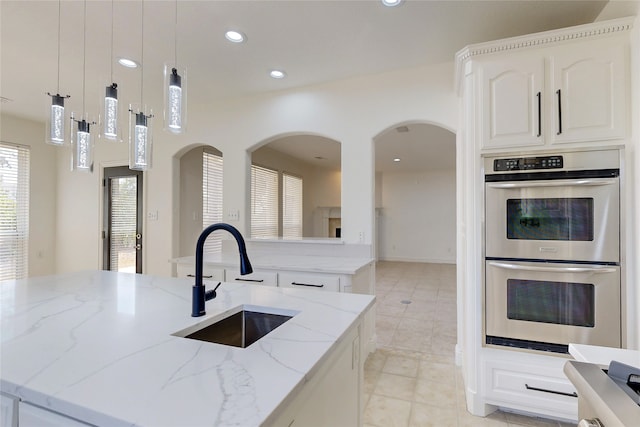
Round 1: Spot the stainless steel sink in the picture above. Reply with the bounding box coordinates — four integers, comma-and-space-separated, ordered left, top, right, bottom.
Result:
173, 305, 298, 348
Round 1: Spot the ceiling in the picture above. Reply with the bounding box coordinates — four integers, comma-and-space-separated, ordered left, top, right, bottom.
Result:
0, 0, 617, 171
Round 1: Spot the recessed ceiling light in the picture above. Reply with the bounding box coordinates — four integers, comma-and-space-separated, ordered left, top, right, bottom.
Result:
382, 0, 403, 6
393, 158, 401, 162
270, 70, 286, 79
118, 58, 139, 68
225, 30, 245, 43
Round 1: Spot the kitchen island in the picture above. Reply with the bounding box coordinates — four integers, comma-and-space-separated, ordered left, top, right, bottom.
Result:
0, 271, 375, 426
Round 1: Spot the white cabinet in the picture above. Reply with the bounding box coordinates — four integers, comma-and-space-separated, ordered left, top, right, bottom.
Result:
278, 272, 341, 292
482, 56, 545, 148
484, 356, 577, 421
18, 402, 91, 427
271, 326, 361, 427
549, 41, 627, 144
225, 268, 278, 287
480, 37, 627, 150
1, 393, 18, 427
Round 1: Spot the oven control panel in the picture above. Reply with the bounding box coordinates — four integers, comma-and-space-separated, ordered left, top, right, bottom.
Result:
493, 155, 563, 172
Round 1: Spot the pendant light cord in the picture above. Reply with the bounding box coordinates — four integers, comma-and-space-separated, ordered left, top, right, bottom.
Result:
56, 0, 61, 94
140, 0, 144, 105
82, 0, 86, 114
110, 0, 114, 82
174, 0, 178, 68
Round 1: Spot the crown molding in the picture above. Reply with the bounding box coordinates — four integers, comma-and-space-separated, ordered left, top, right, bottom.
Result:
455, 16, 635, 95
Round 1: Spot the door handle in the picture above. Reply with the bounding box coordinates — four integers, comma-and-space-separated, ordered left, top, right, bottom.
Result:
556, 89, 562, 135
488, 261, 617, 274
291, 282, 324, 288
536, 91, 542, 137
487, 178, 618, 189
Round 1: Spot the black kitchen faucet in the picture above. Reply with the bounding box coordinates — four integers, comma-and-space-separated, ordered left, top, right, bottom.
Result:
191, 223, 253, 317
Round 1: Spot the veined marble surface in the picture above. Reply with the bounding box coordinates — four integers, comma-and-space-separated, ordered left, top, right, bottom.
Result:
1, 271, 375, 426
171, 253, 374, 275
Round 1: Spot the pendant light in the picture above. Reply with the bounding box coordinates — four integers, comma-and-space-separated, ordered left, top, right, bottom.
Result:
71, 0, 95, 172
129, 0, 153, 170
163, 0, 186, 133
100, 0, 121, 141
46, 0, 70, 146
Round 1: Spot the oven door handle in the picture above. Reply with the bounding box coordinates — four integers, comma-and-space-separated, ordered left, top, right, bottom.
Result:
488, 262, 617, 274
486, 178, 618, 189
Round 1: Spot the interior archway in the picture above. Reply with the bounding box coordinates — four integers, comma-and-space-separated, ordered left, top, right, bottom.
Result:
373, 122, 456, 262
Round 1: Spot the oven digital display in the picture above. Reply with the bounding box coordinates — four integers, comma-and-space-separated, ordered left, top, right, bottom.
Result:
494, 155, 563, 171
507, 279, 595, 327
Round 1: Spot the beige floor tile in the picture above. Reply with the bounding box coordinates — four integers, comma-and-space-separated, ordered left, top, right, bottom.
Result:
503, 411, 563, 426
364, 394, 412, 427
414, 378, 457, 407
365, 350, 388, 373
409, 402, 458, 427
364, 369, 381, 395
382, 354, 420, 378
374, 372, 417, 401
418, 360, 457, 384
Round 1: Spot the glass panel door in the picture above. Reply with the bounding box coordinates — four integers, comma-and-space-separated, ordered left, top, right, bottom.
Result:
103, 167, 143, 273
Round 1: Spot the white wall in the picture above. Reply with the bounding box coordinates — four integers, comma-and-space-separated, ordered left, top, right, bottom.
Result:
45, 61, 457, 276
378, 169, 456, 263
0, 114, 57, 277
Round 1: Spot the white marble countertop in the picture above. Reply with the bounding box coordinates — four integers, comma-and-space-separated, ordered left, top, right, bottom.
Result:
0, 271, 375, 426
569, 343, 640, 368
170, 253, 374, 275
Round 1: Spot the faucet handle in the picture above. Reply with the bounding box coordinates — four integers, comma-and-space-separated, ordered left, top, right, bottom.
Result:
204, 282, 222, 301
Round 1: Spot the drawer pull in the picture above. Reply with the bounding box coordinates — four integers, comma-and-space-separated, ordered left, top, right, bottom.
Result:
525, 384, 577, 398
187, 274, 213, 279
235, 278, 264, 283
291, 282, 324, 288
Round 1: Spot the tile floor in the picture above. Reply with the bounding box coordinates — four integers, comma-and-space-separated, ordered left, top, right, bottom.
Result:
362, 261, 576, 427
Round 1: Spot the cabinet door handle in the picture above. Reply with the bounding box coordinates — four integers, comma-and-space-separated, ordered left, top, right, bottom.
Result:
187, 274, 213, 279
556, 89, 562, 135
525, 383, 577, 398
291, 282, 324, 288
536, 91, 542, 137
235, 278, 264, 283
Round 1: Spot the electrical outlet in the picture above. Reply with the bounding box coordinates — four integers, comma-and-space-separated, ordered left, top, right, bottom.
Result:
358, 231, 365, 243
147, 211, 158, 221
227, 209, 240, 221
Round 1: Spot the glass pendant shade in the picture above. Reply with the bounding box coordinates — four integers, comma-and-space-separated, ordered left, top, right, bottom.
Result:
46, 94, 67, 145
164, 65, 187, 133
129, 106, 153, 170
71, 114, 94, 172
100, 83, 120, 141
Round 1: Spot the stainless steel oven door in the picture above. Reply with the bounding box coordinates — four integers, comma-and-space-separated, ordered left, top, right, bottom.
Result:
486, 260, 620, 349
485, 177, 619, 263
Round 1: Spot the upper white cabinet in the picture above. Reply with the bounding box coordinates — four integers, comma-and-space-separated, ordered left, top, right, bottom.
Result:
549, 41, 627, 144
482, 56, 545, 148
473, 19, 631, 151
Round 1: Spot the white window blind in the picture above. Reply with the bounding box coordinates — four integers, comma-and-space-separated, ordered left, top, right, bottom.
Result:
282, 173, 302, 239
251, 164, 278, 239
0, 142, 30, 281
109, 176, 137, 273
203, 151, 223, 254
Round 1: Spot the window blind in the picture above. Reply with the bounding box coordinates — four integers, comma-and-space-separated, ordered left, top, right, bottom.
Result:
282, 173, 302, 239
0, 142, 30, 280
109, 176, 137, 273
203, 151, 223, 254
251, 164, 278, 239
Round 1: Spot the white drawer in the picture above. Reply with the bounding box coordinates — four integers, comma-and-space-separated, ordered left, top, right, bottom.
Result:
176, 264, 225, 282
278, 272, 340, 292
225, 269, 278, 287
485, 359, 577, 419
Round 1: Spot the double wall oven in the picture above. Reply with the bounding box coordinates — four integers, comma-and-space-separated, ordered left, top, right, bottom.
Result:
484, 150, 621, 353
